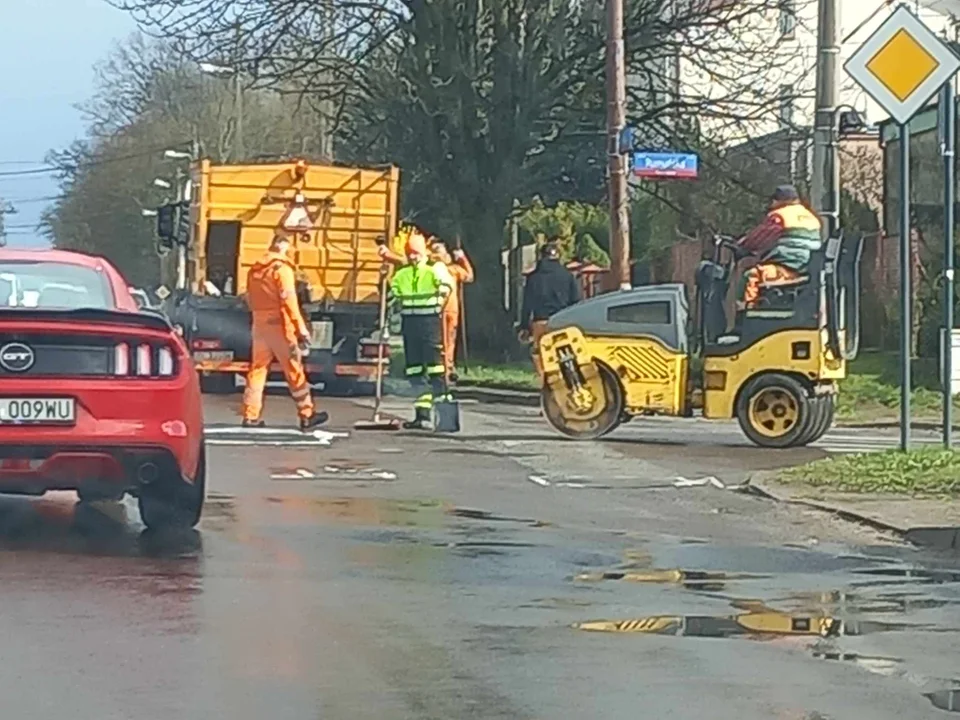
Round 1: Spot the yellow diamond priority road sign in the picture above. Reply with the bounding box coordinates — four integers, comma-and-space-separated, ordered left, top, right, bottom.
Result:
846, 4, 960, 125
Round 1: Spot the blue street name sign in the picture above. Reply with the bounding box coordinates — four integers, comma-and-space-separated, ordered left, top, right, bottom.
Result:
631, 151, 699, 179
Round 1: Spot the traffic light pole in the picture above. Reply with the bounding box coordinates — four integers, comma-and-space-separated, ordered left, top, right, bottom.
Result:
175, 167, 187, 291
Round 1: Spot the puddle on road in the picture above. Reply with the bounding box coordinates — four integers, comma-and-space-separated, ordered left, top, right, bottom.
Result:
575, 569, 769, 590
264, 496, 446, 527
926, 689, 960, 712
260, 496, 551, 536
575, 609, 843, 638
853, 566, 960, 584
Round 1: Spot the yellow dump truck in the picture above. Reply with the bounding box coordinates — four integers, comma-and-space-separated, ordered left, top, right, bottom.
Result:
164, 157, 400, 394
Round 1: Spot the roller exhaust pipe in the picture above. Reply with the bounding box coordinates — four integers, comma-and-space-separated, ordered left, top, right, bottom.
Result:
137, 462, 159, 485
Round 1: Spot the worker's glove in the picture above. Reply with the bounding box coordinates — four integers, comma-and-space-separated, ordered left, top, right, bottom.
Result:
452, 249, 465, 261
377, 245, 391, 259
297, 337, 311, 357
517, 329, 531, 344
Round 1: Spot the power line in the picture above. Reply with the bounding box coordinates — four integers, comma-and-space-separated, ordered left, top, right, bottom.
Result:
0, 143, 189, 178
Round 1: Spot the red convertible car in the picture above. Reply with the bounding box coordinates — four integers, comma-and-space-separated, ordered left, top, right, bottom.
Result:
0, 249, 205, 530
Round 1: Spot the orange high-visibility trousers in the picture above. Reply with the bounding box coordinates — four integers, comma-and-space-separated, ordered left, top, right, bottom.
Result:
739, 263, 799, 309
242, 319, 315, 421
441, 308, 459, 376
530, 320, 549, 380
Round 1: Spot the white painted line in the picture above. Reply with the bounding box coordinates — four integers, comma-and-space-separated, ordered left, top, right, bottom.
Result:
207, 440, 326, 447
528, 475, 550, 487
205, 426, 307, 436
371, 471, 398, 480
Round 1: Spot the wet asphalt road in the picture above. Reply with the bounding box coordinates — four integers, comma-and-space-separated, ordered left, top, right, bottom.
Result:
3, 393, 960, 719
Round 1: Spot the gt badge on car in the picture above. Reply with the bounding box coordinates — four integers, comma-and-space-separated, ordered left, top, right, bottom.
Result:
0, 342, 35, 373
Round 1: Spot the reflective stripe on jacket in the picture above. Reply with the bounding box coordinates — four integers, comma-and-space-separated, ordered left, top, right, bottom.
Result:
390, 261, 452, 315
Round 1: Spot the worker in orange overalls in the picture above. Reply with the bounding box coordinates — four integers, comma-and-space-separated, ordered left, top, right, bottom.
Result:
735, 184, 822, 311
241, 233, 328, 431
428, 237, 474, 382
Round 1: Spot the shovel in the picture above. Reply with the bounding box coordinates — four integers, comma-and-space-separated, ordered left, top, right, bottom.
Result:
353, 261, 401, 431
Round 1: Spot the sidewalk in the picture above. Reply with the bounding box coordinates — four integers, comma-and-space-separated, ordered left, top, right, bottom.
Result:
746, 474, 960, 550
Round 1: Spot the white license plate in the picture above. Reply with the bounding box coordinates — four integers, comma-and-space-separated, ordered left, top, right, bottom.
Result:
193, 350, 235, 363
310, 321, 334, 350
0, 398, 76, 424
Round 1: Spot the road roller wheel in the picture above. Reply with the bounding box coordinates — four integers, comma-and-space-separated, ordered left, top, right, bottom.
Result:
807, 394, 836, 444
736, 374, 813, 449
541, 363, 624, 440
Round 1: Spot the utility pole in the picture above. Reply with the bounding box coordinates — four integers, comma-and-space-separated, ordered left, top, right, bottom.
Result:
234, 22, 244, 162
0, 201, 15, 247
941, 75, 955, 447
810, 0, 840, 238
234, 72, 244, 162
606, 0, 631, 291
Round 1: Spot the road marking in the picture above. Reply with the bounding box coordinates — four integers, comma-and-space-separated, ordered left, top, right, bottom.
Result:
674, 476, 725, 489
527, 475, 551, 487
204, 425, 347, 447
813, 432, 947, 455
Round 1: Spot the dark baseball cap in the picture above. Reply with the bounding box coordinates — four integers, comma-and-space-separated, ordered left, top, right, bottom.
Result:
772, 185, 800, 203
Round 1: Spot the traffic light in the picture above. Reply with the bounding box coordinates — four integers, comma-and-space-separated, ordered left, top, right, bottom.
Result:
156, 202, 176, 249
175, 200, 191, 246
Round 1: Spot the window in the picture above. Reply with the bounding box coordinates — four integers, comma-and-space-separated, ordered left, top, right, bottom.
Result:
606, 300, 671, 325
778, 84, 794, 128
0, 262, 113, 310
779, 0, 796, 39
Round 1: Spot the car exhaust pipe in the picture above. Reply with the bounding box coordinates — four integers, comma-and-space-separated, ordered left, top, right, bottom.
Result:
137, 462, 159, 485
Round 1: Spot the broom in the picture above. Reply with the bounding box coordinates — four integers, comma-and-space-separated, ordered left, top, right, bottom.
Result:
354, 252, 401, 431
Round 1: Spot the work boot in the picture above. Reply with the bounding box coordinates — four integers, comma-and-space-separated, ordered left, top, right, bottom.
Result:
448, 371, 459, 384
299, 411, 329, 432
402, 407, 431, 430
242, 418, 265, 428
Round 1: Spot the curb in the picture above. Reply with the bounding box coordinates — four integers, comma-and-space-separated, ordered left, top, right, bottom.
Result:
454, 386, 540, 407
742, 476, 907, 536
745, 476, 960, 551
836, 420, 960, 432
454, 388, 960, 429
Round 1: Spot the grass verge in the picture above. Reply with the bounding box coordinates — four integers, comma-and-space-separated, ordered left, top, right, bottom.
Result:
774, 448, 960, 495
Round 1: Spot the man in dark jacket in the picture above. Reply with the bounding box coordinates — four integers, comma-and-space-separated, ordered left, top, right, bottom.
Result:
519, 241, 581, 379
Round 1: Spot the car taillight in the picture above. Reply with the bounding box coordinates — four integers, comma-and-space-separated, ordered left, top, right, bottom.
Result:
158, 347, 174, 375
114, 343, 129, 375
136, 344, 151, 375
113, 342, 178, 377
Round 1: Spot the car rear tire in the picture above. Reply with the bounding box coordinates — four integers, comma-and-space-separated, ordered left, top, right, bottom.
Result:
138, 445, 206, 530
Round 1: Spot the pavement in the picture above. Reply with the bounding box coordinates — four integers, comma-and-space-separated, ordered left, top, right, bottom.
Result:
4, 391, 960, 718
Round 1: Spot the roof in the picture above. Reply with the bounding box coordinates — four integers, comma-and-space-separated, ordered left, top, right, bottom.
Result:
0, 248, 114, 270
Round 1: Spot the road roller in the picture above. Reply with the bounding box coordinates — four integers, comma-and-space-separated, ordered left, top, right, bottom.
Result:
537, 233, 863, 448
